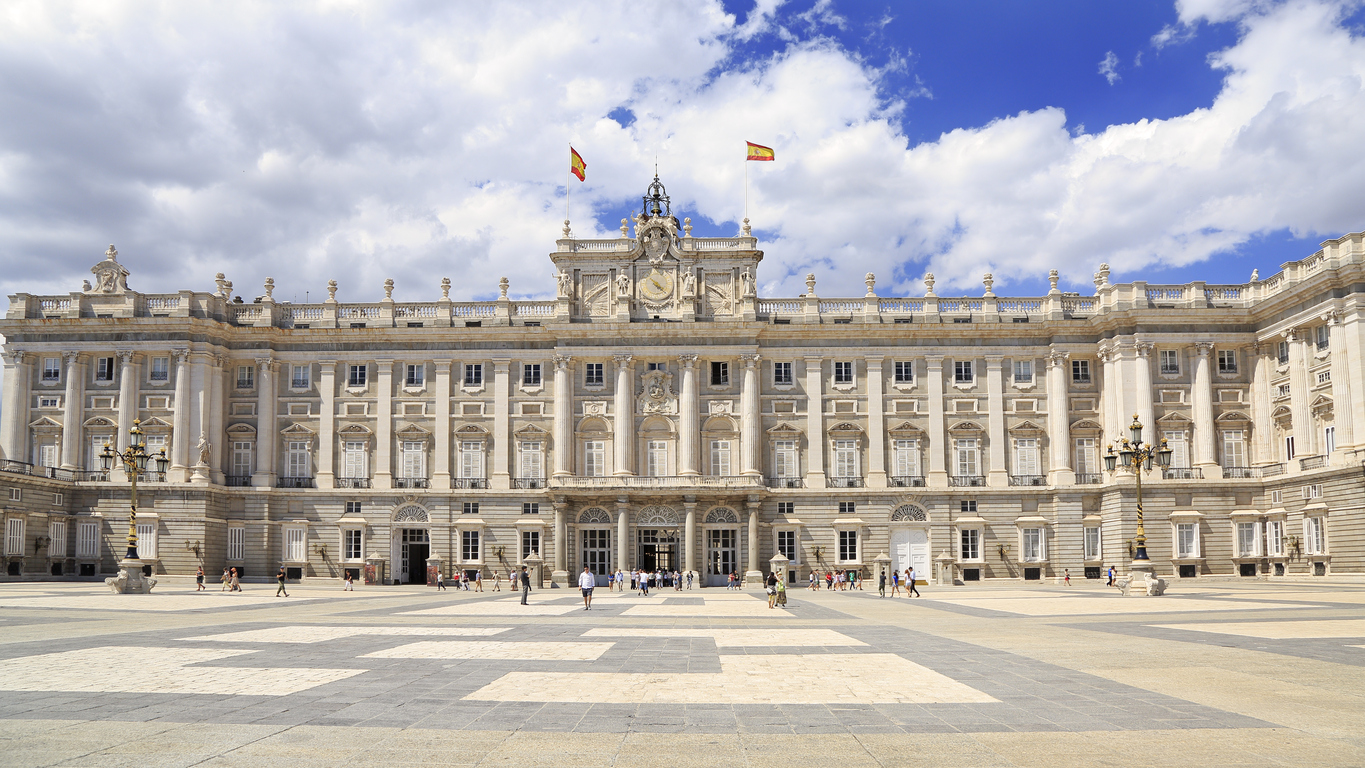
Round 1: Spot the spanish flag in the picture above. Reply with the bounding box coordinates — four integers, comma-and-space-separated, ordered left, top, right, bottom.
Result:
746, 141, 775, 162
570, 147, 587, 181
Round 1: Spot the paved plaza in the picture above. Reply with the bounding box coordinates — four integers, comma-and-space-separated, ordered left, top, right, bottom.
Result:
1, 579, 1364, 766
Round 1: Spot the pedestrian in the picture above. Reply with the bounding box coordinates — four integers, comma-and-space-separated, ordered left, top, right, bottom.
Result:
436, 570, 447, 591
878, 568, 886, 597
606, 569, 615, 592
826, 571, 833, 590
230, 567, 240, 592
195, 566, 205, 591
686, 570, 694, 589
344, 571, 354, 591
1063, 569, 1072, 586
1106, 565, 1115, 587
221, 567, 230, 591
907, 567, 921, 597
808, 572, 817, 590
492, 570, 501, 592
579, 566, 596, 610
463, 571, 472, 591
640, 570, 650, 597
519, 565, 531, 605
766, 571, 778, 608
674, 570, 683, 591
775, 574, 787, 608
276, 566, 289, 597
474, 570, 483, 591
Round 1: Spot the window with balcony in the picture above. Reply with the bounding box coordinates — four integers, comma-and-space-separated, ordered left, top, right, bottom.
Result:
1277, 341, 1289, 364
773, 361, 793, 386
1324, 425, 1336, 454
834, 361, 853, 384
710, 440, 732, 476
1217, 350, 1237, 374
42, 357, 60, 382
710, 361, 729, 386
954, 438, 978, 477
519, 442, 544, 485
1267, 520, 1284, 556
150, 357, 169, 382
954, 361, 973, 384
773, 440, 798, 480
585, 363, 604, 386
893, 361, 914, 384
1221, 430, 1246, 468
1284, 434, 1295, 461
646, 440, 667, 478
1012, 438, 1040, 484
400, 441, 426, 483
1159, 350, 1180, 375
289, 364, 309, 389
1316, 324, 1329, 350
405, 364, 423, 387
584, 440, 606, 477
464, 363, 482, 387
94, 356, 115, 382
347, 364, 366, 387
459, 441, 484, 481
892, 439, 920, 484
235, 365, 254, 389
523, 363, 541, 387
1074, 437, 1099, 482
231, 441, 253, 481
1071, 359, 1091, 384
1013, 360, 1032, 384
833, 439, 859, 479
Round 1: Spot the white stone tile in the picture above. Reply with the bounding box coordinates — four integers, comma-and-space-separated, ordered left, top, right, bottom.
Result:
1151, 619, 1365, 639
580, 628, 865, 647
0, 594, 326, 612
183, 626, 512, 643
922, 595, 1310, 616
622, 602, 793, 618
363, 640, 615, 660
401, 602, 582, 616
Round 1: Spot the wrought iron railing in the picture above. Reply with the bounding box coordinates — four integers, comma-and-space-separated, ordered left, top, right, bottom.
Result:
336, 478, 371, 489
768, 477, 803, 488
1009, 475, 1046, 486
1221, 466, 1259, 479
1074, 473, 1103, 485
1162, 468, 1203, 480
1299, 455, 1328, 470
829, 477, 865, 488
949, 475, 985, 487
513, 478, 545, 489
889, 475, 926, 487
454, 478, 488, 489
395, 478, 429, 489
225, 475, 252, 487
278, 477, 315, 488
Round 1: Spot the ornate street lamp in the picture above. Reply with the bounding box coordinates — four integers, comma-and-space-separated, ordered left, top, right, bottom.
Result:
99, 420, 167, 592
1104, 415, 1172, 588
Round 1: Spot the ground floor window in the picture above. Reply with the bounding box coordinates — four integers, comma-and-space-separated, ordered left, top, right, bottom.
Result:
48, 521, 66, 558
837, 530, 858, 562
582, 529, 610, 575
1304, 517, 1325, 554
1236, 522, 1258, 557
1083, 526, 1100, 560
521, 530, 540, 560
777, 530, 797, 562
227, 526, 245, 561
77, 521, 98, 558
462, 530, 481, 561
960, 528, 980, 560
283, 527, 306, 562
343, 529, 363, 560
136, 522, 157, 559
1267, 520, 1284, 556
1021, 527, 1043, 561
1176, 523, 1199, 558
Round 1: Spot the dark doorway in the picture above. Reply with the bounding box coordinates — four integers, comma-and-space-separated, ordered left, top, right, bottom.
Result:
401, 528, 429, 584
637, 529, 678, 572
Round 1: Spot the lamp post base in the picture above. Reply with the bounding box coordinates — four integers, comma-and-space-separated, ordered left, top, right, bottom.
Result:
105, 559, 157, 594
1120, 560, 1167, 597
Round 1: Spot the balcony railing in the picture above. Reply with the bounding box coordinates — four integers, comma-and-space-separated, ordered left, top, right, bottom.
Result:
0, 460, 79, 482
550, 475, 764, 490
1009, 475, 1046, 486
1221, 466, 1259, 479
1299, 455, 1328, 470
949, 475, 985, 487
769, 477, 803, 488
225, 475, 252, 487
513, 478, 545, 489
1261, 462, 1287, 477
889, 475, 926, 488
1162, 468, 1203, 480
278, 477, 315, 488
1074, 473, 1103, 485
135, 472, 167, 483
829, 476, 865, 488
80, 471, 110, 482
395, 478, 430, 489
454, 478, 489, 489
336, 477, 371, 489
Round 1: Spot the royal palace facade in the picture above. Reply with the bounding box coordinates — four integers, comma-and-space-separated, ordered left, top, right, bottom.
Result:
1, 180, 1363, 587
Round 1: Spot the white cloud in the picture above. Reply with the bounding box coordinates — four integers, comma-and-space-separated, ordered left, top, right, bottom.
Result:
0, 0, 1362, 306
1099, 51, 1121, 84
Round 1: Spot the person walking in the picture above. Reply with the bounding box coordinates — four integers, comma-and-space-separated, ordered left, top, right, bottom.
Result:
519, 565, 531, 605
1106, 565, 1115, 587
579, 566, 596, 610
878, 569, 886, 597
775, 574, 787, 608
436, 570, 447, 591
230, 567, 240, 592
1063, 569, 1072, 587
907, 567, 921, 598
344, 571, 354, 591
766, 571, 779, 608
275, 566, 289, 597
221, 567, 230, 592
890, 568, 901, 597
492, 570, 501, 592
640, 570, 650, 597
195, 566, 205, 592
474, 570, 483, 591
808, 571, 817, 590
686, 570, 694, 589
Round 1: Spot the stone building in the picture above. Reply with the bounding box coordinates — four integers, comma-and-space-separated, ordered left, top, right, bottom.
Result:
1, 178, 1362, 585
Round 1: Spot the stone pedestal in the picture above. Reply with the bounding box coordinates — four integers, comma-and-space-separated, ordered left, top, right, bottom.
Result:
190, 462, 210, 484
1120, 561, 1167, 597
936, 550, 956, 586
105, 559, 156, 594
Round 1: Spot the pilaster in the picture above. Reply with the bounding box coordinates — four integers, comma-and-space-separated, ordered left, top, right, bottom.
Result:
317, 361, 336, 488
612, 355, 634, 476
433, 361, 453, 489
374, 360, 393, 489
491, 358, 511, 489
866, 356, 887, 488
551, 355, 573, 477
678, 355, 699, 475
804, 356, 826, 488
985, 355, 1008, 487
926, 355, 947, 487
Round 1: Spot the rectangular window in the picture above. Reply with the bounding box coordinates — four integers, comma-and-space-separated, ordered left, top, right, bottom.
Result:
954, 361, 973, 384
646, 440, 667, 478
893, 361, 914, 384
777, 530, 797, 561
284, 528, 306, 562
1324, 425, 1336, 454
227, 526, 244, 561
1014, 438, 1039, 476
400, 441, 426, 479
834, 361, 853, 384
1316, 324, 1330, 349
1163, 432, 1188, 469
4, 517, 23, 556
522, 364, 541, 386
150, 357, 169, 382
1236, 522, 1258, 557
1022, 528, 1042, 561
1303, 483, 1322, 500
291, 364, 310, 388
1277, 383, 1291, 397
1222, 430, 1246, 468
710, 439, 732, 476
773, 362, 793, 385
710, 361, 729, 386
1084, 526, 1101, 560
838, 501, 856, 514
287, 442, 311, 478
38, 443, 57, 468
522, 502, 539, 515
1277, 341, 1289, 364
404, 363, 423, 387
955, 439, 978, 476
345, 501, 362, 515
342, 441, 367, 479
1071, 359, 1091, 383
1285, 435, 1295, 461
893, 439, 919, 477
463, 502, 479, 515
95, 356, 115, 381
585, 363, 604, 386
344, 529, 362, 560
348, 364, 367, 387
777, 501, 794, 515
231, 441, 253, 477
1217, 350, 1238, 374
464, 364, 482, 387
774, 440, 798, 478
136, 522, 157, 559
462, 530, 481, 561
1159, 349, 1180, 375
77, 521, 98, 558
961, 500, 977, 514
237, 365, 255, 389
1271, 489, 1283, 505
459, 442, 484, 479
42, 357, 60, 381
837, 530, 858, 562
1267, 520, 1284, 556
1304, 517, 1324, 554
1176, 523, 1198, 558
47, 521, 66, 558
960, 528, 980, 560
585, 440, 606, 477
520, 442, 544, 479
521, 530, 540, 560
834, 439, 859, 478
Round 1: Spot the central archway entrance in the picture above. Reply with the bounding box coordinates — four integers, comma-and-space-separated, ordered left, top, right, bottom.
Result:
390, 503, 431, 585
703, 506, 740, 586
635, 505, 680, 578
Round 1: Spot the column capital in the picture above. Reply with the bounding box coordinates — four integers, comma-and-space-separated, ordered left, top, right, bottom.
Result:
434, 360, 452, 373
255, 357, 275, 371
1194, 341, 1214, 357
1, 350, 28, 365
984, 355, 1003, 368
677, 354, 698, 368
64, 351, 85, 366
613, 354, 633, 368
173, 348, 190, 363
803, 355, 824, 364
1134, 341, 1154, 357
552, 354, 573, 369
1046, 348, 1069, 367
925, 354, 944, 367
740, 354, 761, 369
1324, 309, 1345, 326
865, 355, 884, 369
116, 350, 135, 364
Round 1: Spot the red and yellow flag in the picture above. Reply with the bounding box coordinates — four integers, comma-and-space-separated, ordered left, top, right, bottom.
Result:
570, 147, 586, 181
746, 141, 775, 161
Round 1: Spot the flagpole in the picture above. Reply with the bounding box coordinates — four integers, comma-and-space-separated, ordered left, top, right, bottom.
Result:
566, 143, 571, 235
744, 148, 749, 226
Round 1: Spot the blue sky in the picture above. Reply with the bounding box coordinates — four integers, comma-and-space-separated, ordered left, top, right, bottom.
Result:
1, 0, 1363, 301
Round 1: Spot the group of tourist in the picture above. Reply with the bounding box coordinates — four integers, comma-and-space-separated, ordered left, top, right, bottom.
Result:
215, 566, 241, 592
809, 569, 863, 591
433, 569, 488, 591
877, 567, 921, 597
764, 571, 788, 608
603, 568, 695, 595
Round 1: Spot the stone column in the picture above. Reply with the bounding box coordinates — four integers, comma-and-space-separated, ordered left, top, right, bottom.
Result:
252, 357, 276, 487
1287, 330, 1314, 458
552, 500, 568, 586
1045, 349, 1073, 485
317, 361, 336, 488
683, 497, 697, 574
1327, 311, 1355, 454
1099, 343, 1120, 444
615, 498, 629, 570
59, 352, 86, 471
114, 352, 138, 481
552, 355, 573, 477
207, 355, 225, 484
170, 349, 192, 477
804, 356, 825, 488
1191, 342, 1219, 476
678, 355, 699, 475
985, 355, 1008, 487
188, 354, 209, 479
613, 355, 634, 476
1342, 308, 1365, 452
433, 361, 452, 489
1134, 341, 1156, 445
1249, 344, 1273, 464
866, 356, 887, 488
925, 355, 947, 487
492, 358, 511, 489
0, 352, 29, 463
740, 354, 761, 476
745, 498, 762, 585
374, 360, 393, 489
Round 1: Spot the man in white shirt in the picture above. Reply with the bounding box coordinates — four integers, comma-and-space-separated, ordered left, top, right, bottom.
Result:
578, 566, 597, 610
